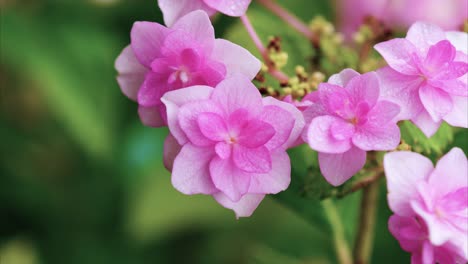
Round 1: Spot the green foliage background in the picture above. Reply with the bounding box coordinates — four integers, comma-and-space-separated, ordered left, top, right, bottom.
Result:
1, 1, 466, 263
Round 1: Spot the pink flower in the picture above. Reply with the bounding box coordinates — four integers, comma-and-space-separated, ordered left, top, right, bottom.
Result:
384, 148, 468, 263
158, 0, 252, 26
375, 22, 468, 137
337, 0, 467, 38
115, 10, 260, 127
161, 75, 305, 218
304, 69, 401, 186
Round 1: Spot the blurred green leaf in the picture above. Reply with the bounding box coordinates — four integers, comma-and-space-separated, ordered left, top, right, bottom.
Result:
400, 121, 454, 157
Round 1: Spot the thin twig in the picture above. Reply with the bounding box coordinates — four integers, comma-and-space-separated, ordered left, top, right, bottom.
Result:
322, 199, 353, 264
353, 180, 380, 264
337, 167, 384, 198
240, 14, 289, 83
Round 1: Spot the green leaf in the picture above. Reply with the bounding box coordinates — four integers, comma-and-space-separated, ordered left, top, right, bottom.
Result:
400, 121, 455, 157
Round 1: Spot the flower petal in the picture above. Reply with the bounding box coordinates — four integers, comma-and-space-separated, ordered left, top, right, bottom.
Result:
353, 123, 400, 151
383, 150, 434, 216
178, 100, 224, 146
430, 147, 468, 196
204, 0, 252, 16
419, 84, 453, 122
138, 105, 166, 127
131, 22, 170, 67
374, 38, 420, 75
411, 109, 442, 138
256, 105, 294, 150
376, 67, 424, 120
171, 10, 215, 53
444, 95, 468, 128
211, 39, 261, 80
198, 112, 228, 141
213, 192, 265, 218
210, 157, 251, 202
406, 22, 446, 54
211, 75, 263, 117
345, 71, 380, 108
163, 133, 182, 172
424, 40, 456, 71
247, 150, 291, 194
115, 45, 148, 101
328, 68, 360, 87
172, 143, 217, 194
162, 85, 214, 144
238, 119, 275, 148
366, 100, 401, 126
318, 146, 367, 186
158, 0, 215, 27
137, 72, 171, 107
307, 115, 353, 154
233, 145, 272, 173
446, 31, 468, 54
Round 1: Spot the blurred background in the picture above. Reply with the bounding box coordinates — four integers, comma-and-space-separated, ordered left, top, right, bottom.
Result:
1, 1, 466, 263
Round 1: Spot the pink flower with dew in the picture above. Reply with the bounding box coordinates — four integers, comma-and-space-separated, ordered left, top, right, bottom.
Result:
304, 69, 401, 186
161, 75, 305, 218
337, 0, 467, 38
115, 10, 260, 127
158, 0, 252, 26
375, 22, 468, 137
384, 148, 468, 262
389, 215, 466, 264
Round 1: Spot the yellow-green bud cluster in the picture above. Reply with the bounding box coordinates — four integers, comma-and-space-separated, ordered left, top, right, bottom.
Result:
309, 16, 335, 37
281, 66, 325, 99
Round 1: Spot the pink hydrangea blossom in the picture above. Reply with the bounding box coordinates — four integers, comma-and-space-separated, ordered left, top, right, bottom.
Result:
161, 75, 305, 217
337, 0, 467, 38
158, 0, 252, 26
384, 148, 468, 263
375, 22, 468, 137
115, 10, 260, 127
304, 69, 401, 186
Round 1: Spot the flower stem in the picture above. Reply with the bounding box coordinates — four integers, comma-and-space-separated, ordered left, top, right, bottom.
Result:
240, 14, 289, 83
336, 167, 384, 198
257, 0, 315, 42
353, 180, 380, 264
322, 199, 353, 264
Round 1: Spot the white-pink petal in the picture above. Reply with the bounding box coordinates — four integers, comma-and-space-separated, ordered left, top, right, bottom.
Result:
158, 0, 215, 27
204, 0, 252, 16
131, 22, 170, 67
171, 10, 215, 53
213, 192, 265, 218
210, 157, 251, 202
328, 68, 360, 87
318, 146, 367, 186
115, 45, 148, 101
444, 95, 468, 128
247, 150, 291, 194
430, 147, 468, 196
406, 22, 446, 54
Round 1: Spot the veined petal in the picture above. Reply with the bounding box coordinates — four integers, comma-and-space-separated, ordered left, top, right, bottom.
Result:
353, 123, 400, 151
171, 10, 215, 53
115, 45, 148, 101
257, 105, 294, 150
204, 0, 252, 16
197, 112, 228, 141
233, 145, 272, 173
238, 119, 275, 148
247, 151, 291, 194
444, 95, 468, 128
158, 0, 215, 27
131, 22, 170, 67
345, 71, 380, 108
213, 192, 265, 218
406, 22, 446, 54
307, 115, 353, 154
328, 68, 360, 87
419, 84, 453, 122
210, 157, 251, 202
318, 146, 367, 186
430, 147, 468, 196
374, 38, 420, 75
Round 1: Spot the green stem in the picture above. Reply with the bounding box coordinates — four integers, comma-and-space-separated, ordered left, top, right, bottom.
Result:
322, 199, 353, 264
353, 180, 380, 264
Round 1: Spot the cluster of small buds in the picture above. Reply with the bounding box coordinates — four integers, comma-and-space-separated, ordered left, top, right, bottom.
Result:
267, 36, 288, 69
309, 16, 335, 38
353, 16, 393, 45
281, 66, 325, 99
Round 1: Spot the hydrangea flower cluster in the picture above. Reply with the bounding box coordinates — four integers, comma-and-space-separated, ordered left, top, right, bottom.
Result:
384, 148, 468, 263
116, 1, 467, 261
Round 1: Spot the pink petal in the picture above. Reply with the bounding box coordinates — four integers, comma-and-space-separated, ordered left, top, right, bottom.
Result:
388, 215, 425, 253
411, 109, 442, 138
130, 22, 170, 67
421, 241, 435, 264
213, 192, 265, 218
374, 38, 420, 75
158, 0, 215, 27
318, 83, 352, 117
430, 147, 468, 196
204, 0, 252, 16
215, 142, 231, 159
171, 143, 218, 194
376, 67, 424, 120
424, 40, 456, 71
366, 100, 401, 126
419, 84, 453, 122
197, 112, 228, 141
431, 78, 468, 96
446, 31, 468, 54
115, 45, 148, 101
444, 95, 468, 128
233, 145, 272, 173
200, 60, 227, 86
406, 22, 446, 54
171, 10, 215, 53
238, 119, 275, 148
328, 68, 360, 87
353, 123, 400, 151
210, 157, 251, 202
256, 105, 294, 150
163, 133, 182, 172
211, 39, 261, 80
307, 115, 353, 154
161, 85, 214, 144
178, 100, 224, 146
137, 72, 170, 107
383, 151, 434, 216
211, 75, 263, 117
318, 146, 367, 186
247, 150, 291, 194
262, 97, 305, 149
138, 105, 166, 127
345, 71, 380, 108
